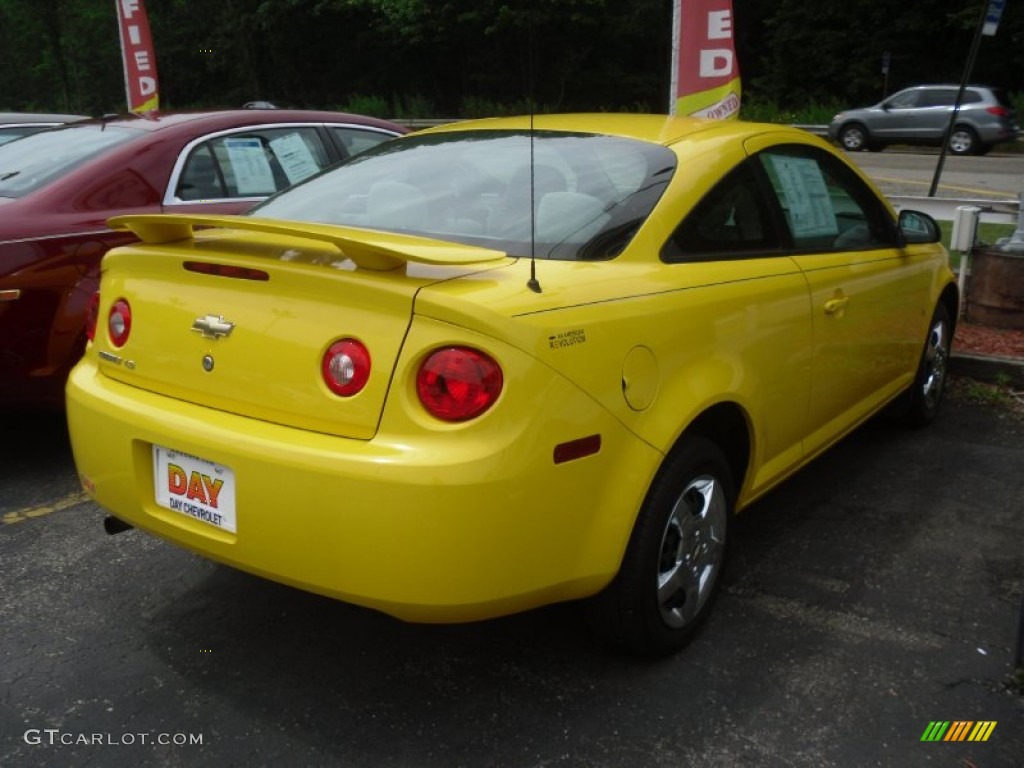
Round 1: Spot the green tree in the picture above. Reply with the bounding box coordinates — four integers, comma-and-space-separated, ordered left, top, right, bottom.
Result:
0, 0, 1020, 117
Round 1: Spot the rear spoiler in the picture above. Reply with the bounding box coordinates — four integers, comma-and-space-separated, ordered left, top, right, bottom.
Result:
108, 214, 509, 271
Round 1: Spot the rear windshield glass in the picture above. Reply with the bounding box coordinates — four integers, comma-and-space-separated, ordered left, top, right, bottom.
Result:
0, 124, 141, 198
989, 88, 1013, 109
252, 130, 676, 261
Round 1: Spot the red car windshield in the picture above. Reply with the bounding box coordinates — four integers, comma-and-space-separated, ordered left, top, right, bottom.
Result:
0, 124, 141, 198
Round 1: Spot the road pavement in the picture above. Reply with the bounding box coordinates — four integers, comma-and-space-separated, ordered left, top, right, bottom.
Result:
2, 391, 1022, 766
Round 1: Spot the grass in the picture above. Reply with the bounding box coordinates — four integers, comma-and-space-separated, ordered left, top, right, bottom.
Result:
949, 374, 1024, 419
938, 222, 1017, 268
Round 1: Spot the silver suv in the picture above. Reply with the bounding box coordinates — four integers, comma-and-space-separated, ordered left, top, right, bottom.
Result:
828, 85, 1019, 155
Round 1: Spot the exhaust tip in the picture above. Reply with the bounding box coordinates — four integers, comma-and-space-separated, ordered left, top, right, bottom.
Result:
103, 515, 133, 535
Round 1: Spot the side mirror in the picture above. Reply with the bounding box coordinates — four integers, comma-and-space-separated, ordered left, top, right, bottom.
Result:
898, 209, 941, 245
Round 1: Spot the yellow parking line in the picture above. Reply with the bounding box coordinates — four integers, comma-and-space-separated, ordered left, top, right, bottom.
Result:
2, 491, 90, 525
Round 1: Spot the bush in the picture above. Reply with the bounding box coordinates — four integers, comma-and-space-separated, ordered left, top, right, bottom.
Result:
339, 94, 390, 118
739, 97, 843, 125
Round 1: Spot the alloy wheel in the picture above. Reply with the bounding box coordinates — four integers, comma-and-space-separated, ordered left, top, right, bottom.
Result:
656, 475, 728, 629
921, 316, 949, 411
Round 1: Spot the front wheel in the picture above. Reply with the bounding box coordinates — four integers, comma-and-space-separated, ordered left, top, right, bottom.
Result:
588, 436, 734, 657
838, 123, 869, 151
905, 303, 952, 426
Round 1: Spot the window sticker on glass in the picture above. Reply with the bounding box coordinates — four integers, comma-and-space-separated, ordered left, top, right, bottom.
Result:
270, 133, 321, 185
224, 137, 276, 196
765, 155, 838, 239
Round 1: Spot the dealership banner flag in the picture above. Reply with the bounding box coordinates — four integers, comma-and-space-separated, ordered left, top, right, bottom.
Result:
670, 0, 741, 118
116, 0, 160, 113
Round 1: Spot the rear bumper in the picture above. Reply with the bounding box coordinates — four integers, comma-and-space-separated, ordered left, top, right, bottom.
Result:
66, 357, 660, 622
976, 123, 1020, 144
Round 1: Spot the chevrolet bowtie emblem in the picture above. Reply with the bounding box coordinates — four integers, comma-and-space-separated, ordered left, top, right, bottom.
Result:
191, 315, 235, 340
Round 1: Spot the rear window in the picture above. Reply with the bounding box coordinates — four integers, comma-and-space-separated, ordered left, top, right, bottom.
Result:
0, 124, 141, 198
252, 130, 676, 261
989, 88, 1013, 108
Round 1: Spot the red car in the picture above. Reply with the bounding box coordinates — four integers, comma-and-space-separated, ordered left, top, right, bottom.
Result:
0, 109, 406, 408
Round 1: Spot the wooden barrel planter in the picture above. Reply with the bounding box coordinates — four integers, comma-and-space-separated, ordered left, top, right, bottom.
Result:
967, 247, 1024, 330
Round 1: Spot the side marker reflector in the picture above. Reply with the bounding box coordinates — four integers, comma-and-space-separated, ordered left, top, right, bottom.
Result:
553, 435, 602, 464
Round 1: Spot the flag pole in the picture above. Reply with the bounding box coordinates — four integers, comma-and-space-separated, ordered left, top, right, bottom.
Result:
669, 0, 681, 115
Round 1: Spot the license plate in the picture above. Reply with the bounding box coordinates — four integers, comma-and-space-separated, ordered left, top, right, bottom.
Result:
153, 445, 237, 533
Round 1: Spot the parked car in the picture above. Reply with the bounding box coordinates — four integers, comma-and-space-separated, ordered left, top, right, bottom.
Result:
0, 112, 88, 145
0, 109, 406, 407
67, 114, 958, 657
828, 85, 1019, 155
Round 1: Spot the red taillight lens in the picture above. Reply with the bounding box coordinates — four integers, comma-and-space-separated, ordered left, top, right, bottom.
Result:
322, 338, 371, 397
417, 346, 503, 422
986, 106, 1010, 117
85, 292, 100, 342
107, 298, 132, 347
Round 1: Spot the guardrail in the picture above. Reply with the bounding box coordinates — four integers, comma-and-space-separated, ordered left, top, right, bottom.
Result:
890, 196, 1019, 224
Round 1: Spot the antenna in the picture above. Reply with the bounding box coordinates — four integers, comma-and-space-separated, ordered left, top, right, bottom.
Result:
525, 2, 541, 293
527, 112, 541, 293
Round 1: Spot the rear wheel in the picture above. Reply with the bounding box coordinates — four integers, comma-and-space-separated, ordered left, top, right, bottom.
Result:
905, 303, 952, 426
949, 126, 980, 155
588, 436, 734, 657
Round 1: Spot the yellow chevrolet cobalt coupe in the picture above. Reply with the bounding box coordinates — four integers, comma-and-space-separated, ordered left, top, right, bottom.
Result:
67, 115, 957, 656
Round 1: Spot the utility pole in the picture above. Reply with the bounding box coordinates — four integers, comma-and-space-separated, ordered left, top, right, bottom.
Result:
927, 1, 994, 197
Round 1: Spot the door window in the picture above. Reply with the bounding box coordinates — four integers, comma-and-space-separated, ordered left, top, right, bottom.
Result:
886, 90, 920, 109
756, 145, 897, 252
918, 89, 956, 107
175, 127, 331, 201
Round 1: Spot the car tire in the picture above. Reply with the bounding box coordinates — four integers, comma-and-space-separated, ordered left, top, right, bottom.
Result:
949, 125, 980, 155
838, 123, 869, 151
587, 435, 734, 657
904, 303, 952, 427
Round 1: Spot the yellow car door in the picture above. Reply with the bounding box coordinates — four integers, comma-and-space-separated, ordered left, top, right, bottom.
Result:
748, 140, 932, 455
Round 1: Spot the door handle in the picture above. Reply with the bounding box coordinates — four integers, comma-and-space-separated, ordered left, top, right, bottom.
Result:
823, 296, 850, 315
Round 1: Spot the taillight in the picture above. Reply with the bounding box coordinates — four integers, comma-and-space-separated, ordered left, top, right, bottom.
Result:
184, 261, 270, 281
108, 298, 132, 347
85, 292, 100, 342
417, 346, 503, 422
986, 106, 1010, 117
322, 338, 370, 397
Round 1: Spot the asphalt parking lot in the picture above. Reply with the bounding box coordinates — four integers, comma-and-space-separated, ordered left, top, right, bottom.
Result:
1, 381, 1022, 767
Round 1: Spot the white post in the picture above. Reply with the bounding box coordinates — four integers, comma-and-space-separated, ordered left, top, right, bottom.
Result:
952, 205, 981, 308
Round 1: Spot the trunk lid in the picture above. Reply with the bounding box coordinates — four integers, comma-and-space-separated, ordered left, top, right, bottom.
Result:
94, 214, 510, 438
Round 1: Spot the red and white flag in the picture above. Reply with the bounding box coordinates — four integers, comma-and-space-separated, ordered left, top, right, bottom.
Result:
670, 0, 741, 119
116, 0, 160, 114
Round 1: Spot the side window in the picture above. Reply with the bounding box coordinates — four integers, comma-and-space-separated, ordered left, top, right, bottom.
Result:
662, 160, 780, 263
887, 90, 919, 109
177, 145, 225, 200
756, 146, 897, 252
920, 89, 956, 107
329, 127, 396, 160
176, 127, 331, 201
